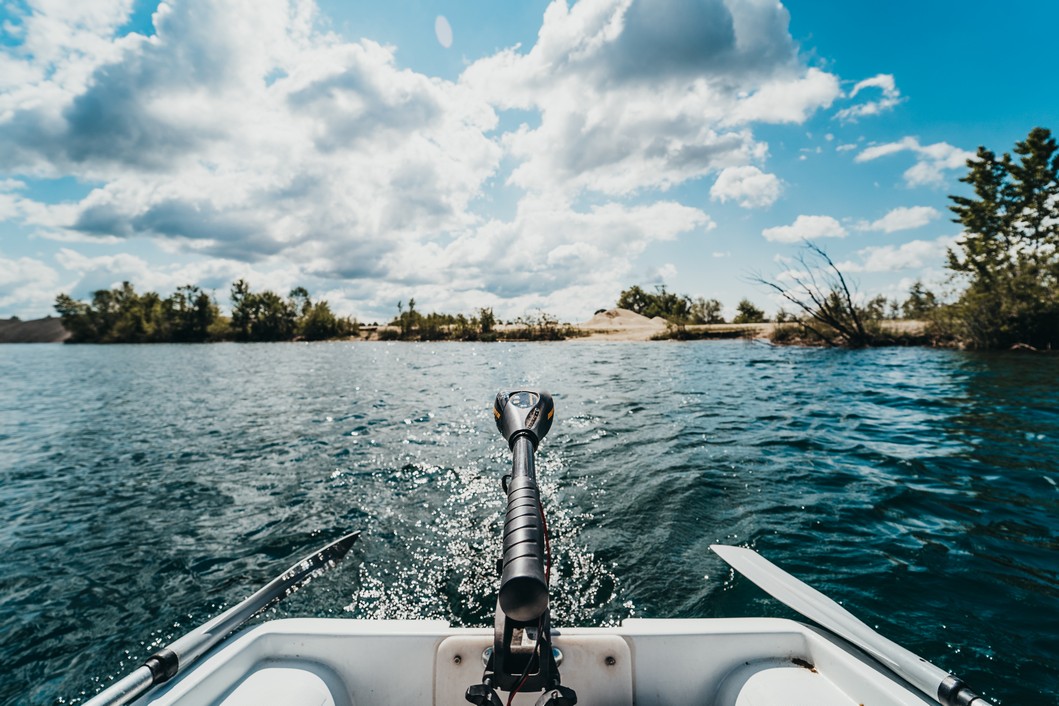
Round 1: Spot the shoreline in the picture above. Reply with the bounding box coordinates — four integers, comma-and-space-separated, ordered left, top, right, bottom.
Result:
1, 316, 934, 344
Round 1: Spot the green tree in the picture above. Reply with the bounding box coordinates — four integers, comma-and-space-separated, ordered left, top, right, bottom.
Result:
253, 290, 296, 341
54, 282, 169, 343
392, 298, 422, 338
55, 282, 337, 343
289, 287, 348, 341
689, 297, 725, 324
947, 126, 1059, 348
901, 281, 938, 320
863, 295, 891, 322
165, 285, 217, 342
54, 293, 95, 342
230, 279, 254, 340
299, 300, 341, 340
774, 308, 797, 323
453, 314, 476, 340
732, 298, 766, 324
89, 287, 120, 340
477, 307, 495, 335
289, 287, 311, 317
616, 285, 692, 322
229, 280, 295, 341
616, 285, 651, 315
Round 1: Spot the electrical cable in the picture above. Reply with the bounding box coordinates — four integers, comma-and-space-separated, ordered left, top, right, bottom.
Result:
539, 499, 551, 586
505, 616, 544, 706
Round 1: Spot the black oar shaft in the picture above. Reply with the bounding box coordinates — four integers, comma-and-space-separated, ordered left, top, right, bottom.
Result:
83, 530, 359, 706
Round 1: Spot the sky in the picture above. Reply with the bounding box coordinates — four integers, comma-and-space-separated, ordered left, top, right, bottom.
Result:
1, 0, 1058, 323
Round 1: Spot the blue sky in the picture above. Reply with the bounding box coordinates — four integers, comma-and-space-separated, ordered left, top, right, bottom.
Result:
1, 0, 1057, 322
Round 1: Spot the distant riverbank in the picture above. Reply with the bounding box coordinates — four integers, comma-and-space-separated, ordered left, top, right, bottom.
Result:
2, 311, 932, 344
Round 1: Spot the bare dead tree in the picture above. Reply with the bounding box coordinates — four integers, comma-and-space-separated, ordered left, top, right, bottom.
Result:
754, 242, 873, 347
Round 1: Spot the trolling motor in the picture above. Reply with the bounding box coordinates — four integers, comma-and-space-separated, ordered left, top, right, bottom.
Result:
465, 390, 577, 706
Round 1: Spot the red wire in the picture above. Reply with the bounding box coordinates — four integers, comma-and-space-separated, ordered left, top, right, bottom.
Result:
506, 667, 531, 706
506, 615, 544, 706
538, 500, 551, 586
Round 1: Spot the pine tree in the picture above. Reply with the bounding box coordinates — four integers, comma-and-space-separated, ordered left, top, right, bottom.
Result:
948, 127, 1059, 348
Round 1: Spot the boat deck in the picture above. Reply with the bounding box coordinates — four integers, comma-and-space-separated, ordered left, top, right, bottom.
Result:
137, 617, 933, 705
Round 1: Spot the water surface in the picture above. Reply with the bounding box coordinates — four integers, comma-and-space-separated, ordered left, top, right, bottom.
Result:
0, 342, 1056, 705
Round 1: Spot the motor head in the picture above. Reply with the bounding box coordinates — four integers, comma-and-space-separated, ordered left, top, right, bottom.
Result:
493, 389, 554, 449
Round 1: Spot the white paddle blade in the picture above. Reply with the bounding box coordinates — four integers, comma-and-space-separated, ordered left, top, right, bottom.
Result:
711, 544, 966, 704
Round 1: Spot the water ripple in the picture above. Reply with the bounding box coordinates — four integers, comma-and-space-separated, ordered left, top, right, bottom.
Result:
0, 342, 1056, 705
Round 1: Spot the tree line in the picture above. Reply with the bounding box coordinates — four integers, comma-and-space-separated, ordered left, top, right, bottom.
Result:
55, 280, 358, 343
379, 298, 585, 341
53, 283, 585, 344
615, 284, 930, 331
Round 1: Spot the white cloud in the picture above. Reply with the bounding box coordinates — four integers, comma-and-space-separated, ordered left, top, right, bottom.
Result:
462, 0, 840, 196
2, 0, 502, 273
835, 73, 902, 121
0, 193, 21, 222
888, 270, 950, 302
856, 138, 917, 162
855, 137, 973, 186
650, 263, 679, 283
725, 67, 840, 125
52, 246, 302, 311
0, 0, 134, 97
55, 247, 149, 274
0, 253, 63, 315
858, 205, 941, 233
837, 235, 959, 273
762, 214, 847, 243
774, 267, 809, 283
0, 0, 861, 320
710, 165, 782, 208
414, 196, 713, 319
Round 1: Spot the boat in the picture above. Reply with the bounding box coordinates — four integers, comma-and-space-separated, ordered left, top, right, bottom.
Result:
84, 390, 994, 706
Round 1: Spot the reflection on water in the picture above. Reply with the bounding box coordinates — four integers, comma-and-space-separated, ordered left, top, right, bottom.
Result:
0, 341, 1056, 705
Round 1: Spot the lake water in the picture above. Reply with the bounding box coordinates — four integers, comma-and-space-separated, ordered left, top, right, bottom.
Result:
1, 341, 1056, 705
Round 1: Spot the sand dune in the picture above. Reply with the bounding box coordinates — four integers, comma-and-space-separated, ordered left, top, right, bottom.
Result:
0, 317, 70, 343
575, 308, 668, 340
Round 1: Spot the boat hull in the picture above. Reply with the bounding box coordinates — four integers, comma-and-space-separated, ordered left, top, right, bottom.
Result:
135, 617, 933, 706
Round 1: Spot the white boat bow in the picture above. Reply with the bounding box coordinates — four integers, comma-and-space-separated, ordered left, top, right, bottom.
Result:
137, 616, 935, 706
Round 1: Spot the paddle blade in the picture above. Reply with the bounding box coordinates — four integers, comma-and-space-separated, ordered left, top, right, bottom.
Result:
711, 544, 994, 706
711, 544, 894, 661
276, 530, 362, 597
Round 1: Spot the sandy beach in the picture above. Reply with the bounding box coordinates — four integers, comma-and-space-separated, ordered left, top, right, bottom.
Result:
571, 308, 668, 340
572, 308, 776, 341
